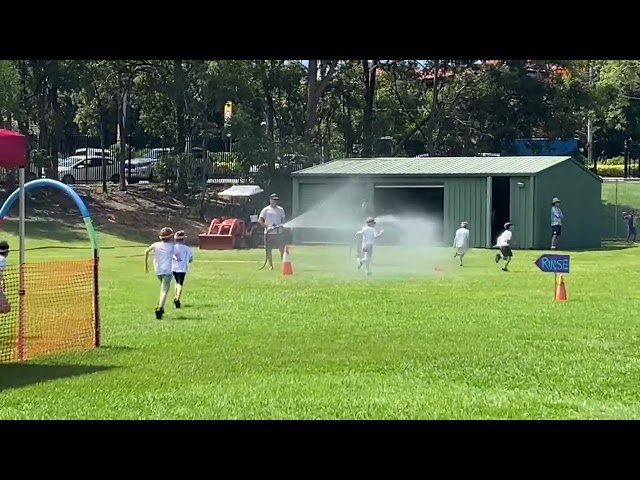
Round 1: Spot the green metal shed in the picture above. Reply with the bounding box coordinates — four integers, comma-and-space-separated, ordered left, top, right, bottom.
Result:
291, 156, 602, 250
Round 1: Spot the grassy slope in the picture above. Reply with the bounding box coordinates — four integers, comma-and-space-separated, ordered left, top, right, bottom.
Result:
0, 220, 638, 419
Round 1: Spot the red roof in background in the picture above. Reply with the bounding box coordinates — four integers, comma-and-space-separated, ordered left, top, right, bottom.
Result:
0, 129, 27, 168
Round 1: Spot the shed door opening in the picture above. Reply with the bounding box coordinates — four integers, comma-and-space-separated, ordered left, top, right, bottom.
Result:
491, 176, 511, 243
373, 185, 444, 244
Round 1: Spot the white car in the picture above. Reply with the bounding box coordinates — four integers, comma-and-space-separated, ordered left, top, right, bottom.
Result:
58, 155, 120, 184
124, 157, 158, 182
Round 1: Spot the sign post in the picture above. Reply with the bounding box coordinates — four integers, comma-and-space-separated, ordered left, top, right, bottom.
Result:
534, 253, 570, 299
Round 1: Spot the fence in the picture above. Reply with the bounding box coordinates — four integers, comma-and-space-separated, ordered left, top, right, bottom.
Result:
0, 134, 316, 187
601, 178, 640, 240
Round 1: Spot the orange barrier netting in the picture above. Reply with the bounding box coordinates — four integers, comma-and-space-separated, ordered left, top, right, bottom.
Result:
0, 259, 98, 363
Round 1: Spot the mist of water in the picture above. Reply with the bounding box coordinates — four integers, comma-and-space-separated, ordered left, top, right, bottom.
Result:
283, 181, 452, 278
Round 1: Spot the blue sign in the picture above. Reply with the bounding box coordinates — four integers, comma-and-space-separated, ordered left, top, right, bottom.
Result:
534, 254, 570, 274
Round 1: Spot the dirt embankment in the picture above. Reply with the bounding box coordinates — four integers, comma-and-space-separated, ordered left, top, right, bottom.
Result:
0, 184, 222, 245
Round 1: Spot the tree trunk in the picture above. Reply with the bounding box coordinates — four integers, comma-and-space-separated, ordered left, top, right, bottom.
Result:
118, 84, 129, 191
48, 87, 61, 178
361, 60, 379, 157
425, 60, 440, 156
173, 60, 188, 193
305, 60, 338, 154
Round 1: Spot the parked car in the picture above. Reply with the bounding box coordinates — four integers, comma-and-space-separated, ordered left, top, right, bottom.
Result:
58, 155, 120, 184
124, 157, 158, 183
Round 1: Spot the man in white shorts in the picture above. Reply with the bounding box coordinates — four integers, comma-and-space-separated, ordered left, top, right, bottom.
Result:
258, 193, 286, 270
145, 227, 181, 319
453, 221, 470, 266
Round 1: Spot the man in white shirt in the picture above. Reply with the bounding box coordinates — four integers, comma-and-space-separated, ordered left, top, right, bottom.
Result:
145, 226, 181, 319
494, 222, 513, 272
453, 221, 470, 266
258, 193, 287, 270
356, 217, 384, 275
171, 230, 194, 309
550, 197, 563, 250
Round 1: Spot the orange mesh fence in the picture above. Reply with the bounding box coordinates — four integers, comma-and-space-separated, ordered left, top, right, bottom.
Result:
0, 259, 98, 363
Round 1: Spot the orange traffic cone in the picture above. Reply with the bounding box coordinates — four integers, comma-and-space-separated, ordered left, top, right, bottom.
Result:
281, 244, 293, 276
555, 275, 567, 302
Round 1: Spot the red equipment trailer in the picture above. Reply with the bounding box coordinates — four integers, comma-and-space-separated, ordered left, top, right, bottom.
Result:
198, 185, 264, 250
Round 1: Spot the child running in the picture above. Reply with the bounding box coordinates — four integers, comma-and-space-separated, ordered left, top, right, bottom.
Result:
145, 227, 181, 319
453, 221, 470, 266
171, 230, 193, 309
494, 222, 513, 272
356, 217, 384, 276
0, 241, 11, 314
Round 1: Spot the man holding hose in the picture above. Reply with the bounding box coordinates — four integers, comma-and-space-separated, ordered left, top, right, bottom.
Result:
259, 193, 286, 270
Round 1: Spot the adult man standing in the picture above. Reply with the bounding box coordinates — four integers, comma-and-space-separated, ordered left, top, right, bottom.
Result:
259, 193, 287, 270
550, 197, 564, 250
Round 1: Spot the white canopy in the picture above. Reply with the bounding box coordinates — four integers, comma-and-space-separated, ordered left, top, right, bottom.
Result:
218, 185, 264, 197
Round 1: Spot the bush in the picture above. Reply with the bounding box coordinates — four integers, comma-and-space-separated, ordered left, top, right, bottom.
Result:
597, 164, 640, 177
606, 156, 625, 165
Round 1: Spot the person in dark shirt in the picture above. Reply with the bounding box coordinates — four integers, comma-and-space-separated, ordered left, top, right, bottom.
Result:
623, 210, 637, 243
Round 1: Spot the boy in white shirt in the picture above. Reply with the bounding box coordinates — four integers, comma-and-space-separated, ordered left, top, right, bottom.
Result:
145, 227, 181, 319
171, 230, 193, 309
494, 222, 513, 272
356, 217, 384, 276
453, 221, 470, 266
0, 241, 11, 314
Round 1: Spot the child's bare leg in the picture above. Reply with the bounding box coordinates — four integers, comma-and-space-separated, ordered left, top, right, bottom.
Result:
158, 276, 171, 308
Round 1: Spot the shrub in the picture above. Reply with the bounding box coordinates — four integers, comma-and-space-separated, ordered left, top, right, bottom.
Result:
597, 164, 640, 178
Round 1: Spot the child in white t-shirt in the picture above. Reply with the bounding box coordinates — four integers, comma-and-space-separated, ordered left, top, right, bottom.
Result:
0, 241, 11, 314
171, 230, 193, 309
453, 221, 470, 266
494, 222, 513, 272
145, 227, 181, 319
355, 217, 384, 275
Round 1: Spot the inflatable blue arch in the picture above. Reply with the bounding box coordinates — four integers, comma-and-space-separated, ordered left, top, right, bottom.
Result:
0, 179, 98, 253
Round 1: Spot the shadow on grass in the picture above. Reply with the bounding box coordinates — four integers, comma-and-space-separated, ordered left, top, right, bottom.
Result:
575, 242, 637, 252
0, 363, 116, 392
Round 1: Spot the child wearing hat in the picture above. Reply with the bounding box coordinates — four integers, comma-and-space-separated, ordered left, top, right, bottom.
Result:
550, 197, 563, 250
355, 217, 384, 276
145, 227, 182, 319
171, 230, 193, 309
0, 241, 11, 314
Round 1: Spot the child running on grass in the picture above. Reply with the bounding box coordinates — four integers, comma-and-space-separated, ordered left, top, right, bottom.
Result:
0, 241, 11, 314
356, 217, 384, 276
171, 230, 193, 309
145, 227, 181, 320
494, 222, 513, 272
453, 221, 470, 266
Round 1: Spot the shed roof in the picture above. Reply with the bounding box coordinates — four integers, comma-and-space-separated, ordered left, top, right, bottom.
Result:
292, 156, 600, 180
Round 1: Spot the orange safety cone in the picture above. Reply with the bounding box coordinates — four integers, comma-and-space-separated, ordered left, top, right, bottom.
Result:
281, 244, 293, 276
555, 275, 567, 302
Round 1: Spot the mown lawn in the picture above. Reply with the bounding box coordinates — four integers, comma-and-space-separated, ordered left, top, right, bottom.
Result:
0, 220, 639, 419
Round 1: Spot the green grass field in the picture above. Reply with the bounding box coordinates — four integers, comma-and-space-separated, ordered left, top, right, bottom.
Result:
0, 218, 639, 420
